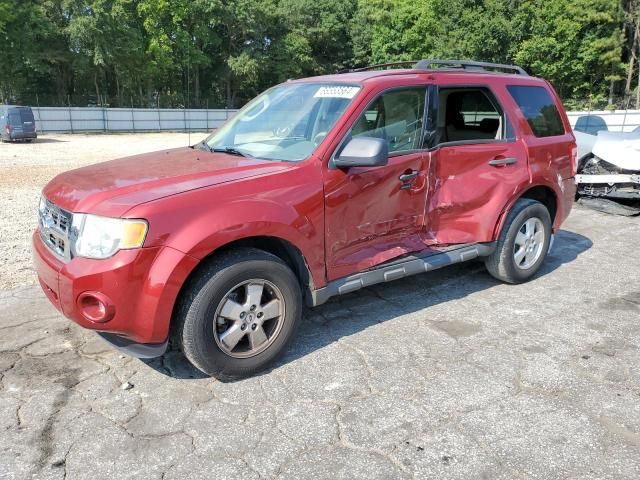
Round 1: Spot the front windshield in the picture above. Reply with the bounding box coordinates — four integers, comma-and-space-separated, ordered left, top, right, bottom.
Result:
204, 83, 361, 161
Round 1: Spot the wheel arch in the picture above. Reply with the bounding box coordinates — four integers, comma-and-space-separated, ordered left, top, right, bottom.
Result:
493, 184, 559, 240
169, 235, 317, 338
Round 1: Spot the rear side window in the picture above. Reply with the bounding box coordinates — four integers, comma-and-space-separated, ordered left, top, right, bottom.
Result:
507, 86, 565, 137
8, 111, 21, 126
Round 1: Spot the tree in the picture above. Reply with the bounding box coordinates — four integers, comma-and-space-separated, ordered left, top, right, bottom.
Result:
512, 0, 624, 107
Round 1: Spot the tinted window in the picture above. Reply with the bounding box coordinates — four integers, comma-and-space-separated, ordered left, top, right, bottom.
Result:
351, 88, 426, 153
507, 85, 565, 137
441, 90, 504, 143
8, 111, 21, 126
20, 109, 34, 123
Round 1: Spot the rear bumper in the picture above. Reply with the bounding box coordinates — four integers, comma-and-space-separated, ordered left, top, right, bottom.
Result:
9, 131, 37, 140
32, 230, 198, 349
556, 177, 577, 229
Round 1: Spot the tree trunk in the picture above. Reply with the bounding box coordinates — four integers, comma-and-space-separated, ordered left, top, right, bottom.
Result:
194, 65, 200, 107
226, 76, 233, 109
637, 63, 640, 109
94, 71, 101, 106
115, 69, 121, 107
608, 73, 616, 106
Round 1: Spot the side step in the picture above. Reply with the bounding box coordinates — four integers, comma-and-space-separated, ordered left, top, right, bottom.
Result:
309, 243, 495, 306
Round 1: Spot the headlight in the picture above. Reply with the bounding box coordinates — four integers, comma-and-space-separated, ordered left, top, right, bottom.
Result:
72, 214, 148, 259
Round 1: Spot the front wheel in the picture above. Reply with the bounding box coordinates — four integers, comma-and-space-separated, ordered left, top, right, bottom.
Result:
174, 248, 302, 379
485, 199, 552, 284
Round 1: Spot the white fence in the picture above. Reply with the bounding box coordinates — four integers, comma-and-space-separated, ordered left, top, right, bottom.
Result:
29, 107, 640, 134
32, 107, 239, 133
566, 110, 640, 133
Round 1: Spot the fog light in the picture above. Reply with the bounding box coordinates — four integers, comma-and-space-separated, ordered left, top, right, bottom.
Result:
77, 292, 115, 323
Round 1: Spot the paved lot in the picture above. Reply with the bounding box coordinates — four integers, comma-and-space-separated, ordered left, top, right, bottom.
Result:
0, 133, 206, 289
1, 204, 639, 479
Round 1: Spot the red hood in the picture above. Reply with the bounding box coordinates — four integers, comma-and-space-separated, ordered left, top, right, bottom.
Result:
43, 147, 293, 217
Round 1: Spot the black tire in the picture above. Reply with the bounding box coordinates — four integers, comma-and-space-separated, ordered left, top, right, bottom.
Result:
484, 198, 552, 284
174, 248, 302, 379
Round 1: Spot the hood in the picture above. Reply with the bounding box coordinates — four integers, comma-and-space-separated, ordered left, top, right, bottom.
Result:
43, 147, 293, 216
591, 131, 640, 171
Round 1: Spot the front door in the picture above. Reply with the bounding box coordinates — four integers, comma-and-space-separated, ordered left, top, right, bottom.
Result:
323, 87, 429, 281
425, 86, 529, 245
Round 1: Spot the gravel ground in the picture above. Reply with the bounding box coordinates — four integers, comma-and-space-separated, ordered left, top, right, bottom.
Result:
1, 206, 639, 479
0, 133, 207, 289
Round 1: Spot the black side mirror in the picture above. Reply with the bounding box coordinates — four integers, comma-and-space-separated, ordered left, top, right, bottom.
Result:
333, 136, 389, 168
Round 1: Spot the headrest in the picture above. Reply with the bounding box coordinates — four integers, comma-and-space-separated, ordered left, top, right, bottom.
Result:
479, 118, 499, 133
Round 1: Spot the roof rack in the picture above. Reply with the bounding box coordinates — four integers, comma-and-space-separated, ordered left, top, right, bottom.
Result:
344, 61, 421, 73
340, 59, 528, 76
414, 59, 528, 75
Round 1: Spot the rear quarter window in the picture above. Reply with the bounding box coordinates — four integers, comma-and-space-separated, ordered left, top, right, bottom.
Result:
507, 85, 565, 137
8, 111, 21, 126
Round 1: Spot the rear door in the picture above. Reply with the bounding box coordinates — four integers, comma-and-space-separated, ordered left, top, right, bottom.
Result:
425, 83, 529, 245
19, 108, 36, 134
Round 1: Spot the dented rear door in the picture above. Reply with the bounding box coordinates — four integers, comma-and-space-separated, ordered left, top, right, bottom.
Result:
424, 82, 529, 245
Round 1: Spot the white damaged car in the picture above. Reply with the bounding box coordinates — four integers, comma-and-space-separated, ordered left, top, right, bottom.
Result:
575, 130, 640, 200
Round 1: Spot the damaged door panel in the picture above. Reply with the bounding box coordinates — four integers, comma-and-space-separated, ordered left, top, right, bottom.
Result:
425, 142, 529, 244
423, 84, 529, 245
323, 86, 430, 281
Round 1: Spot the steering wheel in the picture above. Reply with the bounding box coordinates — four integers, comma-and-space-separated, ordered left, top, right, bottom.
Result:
313, 131, 328, 146
273, 125, 292, 138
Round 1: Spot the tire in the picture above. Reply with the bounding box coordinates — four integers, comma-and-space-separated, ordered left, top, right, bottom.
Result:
484, 198, 552, 284
174, 248, 302, 379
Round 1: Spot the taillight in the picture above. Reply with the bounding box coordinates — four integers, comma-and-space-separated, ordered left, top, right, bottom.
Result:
570, 146, 577, 176
5, 125, 11, 133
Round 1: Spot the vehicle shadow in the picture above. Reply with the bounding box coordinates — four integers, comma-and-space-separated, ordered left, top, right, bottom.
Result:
2, 138, 67, 144
144, 228, 593, 380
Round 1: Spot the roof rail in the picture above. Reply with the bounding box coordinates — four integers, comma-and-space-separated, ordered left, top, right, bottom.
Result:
339, 61, 421, 73
339, 59, 528, 76
413, 59, 528, 75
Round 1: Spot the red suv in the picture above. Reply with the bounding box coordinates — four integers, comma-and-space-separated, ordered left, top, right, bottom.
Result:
33, 60, 577, 378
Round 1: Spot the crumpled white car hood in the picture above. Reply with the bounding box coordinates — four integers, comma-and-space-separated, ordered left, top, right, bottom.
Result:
591, 131, 640, 171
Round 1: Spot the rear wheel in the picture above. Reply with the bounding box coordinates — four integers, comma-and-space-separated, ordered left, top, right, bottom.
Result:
174, 248, 302, 379
485, 199, 552, 284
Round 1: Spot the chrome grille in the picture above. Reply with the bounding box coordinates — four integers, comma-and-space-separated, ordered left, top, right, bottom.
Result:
39, 199, 73, 261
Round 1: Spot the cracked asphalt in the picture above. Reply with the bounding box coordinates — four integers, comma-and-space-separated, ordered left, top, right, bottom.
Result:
1, 204, 639, 480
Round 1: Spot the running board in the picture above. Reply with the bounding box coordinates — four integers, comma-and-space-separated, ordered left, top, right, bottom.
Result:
309, 243, 495, 306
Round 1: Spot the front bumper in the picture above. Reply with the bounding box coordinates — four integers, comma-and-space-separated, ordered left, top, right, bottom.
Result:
576, 173, 640, 199
32, 230, 198, 354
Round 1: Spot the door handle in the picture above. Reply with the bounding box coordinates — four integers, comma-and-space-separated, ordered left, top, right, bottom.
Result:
399, 170, 419, 182
488, 157, 517, 167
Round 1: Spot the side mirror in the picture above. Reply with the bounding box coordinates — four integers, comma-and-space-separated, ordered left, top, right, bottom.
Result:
333, 136, 389, 168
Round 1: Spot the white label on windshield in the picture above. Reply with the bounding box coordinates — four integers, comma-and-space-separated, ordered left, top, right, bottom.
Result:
314, 86, 360, 99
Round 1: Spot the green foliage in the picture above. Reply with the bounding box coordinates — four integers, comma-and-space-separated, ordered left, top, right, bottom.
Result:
0, 0, 633, 107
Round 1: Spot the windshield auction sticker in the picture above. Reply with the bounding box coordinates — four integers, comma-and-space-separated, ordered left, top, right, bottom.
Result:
314, 86, 360, 99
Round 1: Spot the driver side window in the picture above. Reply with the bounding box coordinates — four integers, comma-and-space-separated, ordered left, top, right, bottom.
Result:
352, 88, 426, 154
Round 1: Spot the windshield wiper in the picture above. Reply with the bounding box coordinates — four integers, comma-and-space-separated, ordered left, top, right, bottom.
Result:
211, 146, 253, 158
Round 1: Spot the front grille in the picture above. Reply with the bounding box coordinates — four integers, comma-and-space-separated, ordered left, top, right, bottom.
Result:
39, 200, 73, 261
